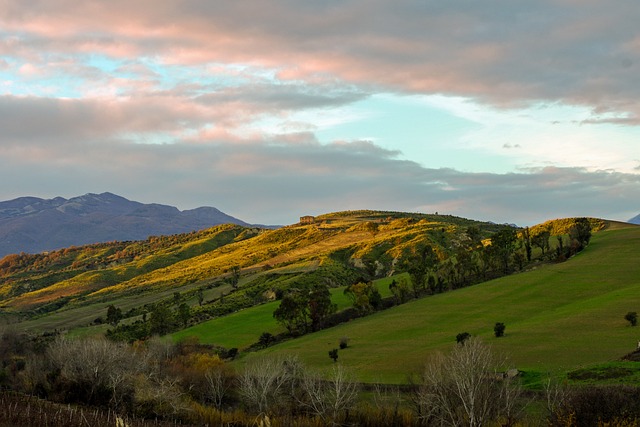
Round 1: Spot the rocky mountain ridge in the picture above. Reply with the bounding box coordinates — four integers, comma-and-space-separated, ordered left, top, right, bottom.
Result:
0, 192, 250, 257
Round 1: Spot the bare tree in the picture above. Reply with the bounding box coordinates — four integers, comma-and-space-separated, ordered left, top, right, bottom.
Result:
204, 367, 233, 409
544, 376, 570, 424
298, 364, 359, 426
47, 337, 139, 408
238, 354, 301, 415
415, 337, 523, 426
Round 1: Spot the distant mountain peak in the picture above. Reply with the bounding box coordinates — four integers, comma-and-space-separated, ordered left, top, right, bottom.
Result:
629, 213, 640, 225
0, 193, 251, 257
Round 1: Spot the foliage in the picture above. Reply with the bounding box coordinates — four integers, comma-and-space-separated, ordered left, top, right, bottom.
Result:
258, 332, 275, 348
494, 322, 506, 337
339, 336, 349, 349
343, 280, 382, 313
388, 277, 411, 304
625, 311, 638, 327
456, 332, 471, 344
106, 304, 122, 327
273, 284, 336, 335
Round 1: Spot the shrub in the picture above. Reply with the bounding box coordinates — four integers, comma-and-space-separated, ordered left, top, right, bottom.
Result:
456, 332, 471, 344
339, 337, 349, 349
329, 349, 339, 363
494, 322, 506, 337
625, 312, 637, 326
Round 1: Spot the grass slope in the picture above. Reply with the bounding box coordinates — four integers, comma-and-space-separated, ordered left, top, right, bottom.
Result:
5, 211, 500, 332
171, 277, 397, 349
230, 223, 640, 383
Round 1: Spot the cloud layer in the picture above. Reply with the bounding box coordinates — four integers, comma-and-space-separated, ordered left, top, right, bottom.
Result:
1, 0, 639, 224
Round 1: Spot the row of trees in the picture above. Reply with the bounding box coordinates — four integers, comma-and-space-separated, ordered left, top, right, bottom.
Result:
272, 221, 594, 344
396, 219, 593, 298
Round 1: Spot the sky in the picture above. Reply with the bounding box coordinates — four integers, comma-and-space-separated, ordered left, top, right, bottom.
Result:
1, 0, 639, 226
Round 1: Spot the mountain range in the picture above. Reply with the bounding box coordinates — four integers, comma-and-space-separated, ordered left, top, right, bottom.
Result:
0, 192, 251, 257
629, 213, 640, 225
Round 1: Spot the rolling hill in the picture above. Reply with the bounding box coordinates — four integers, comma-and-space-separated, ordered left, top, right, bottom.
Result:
250, 222, 640, 383
2, 209, 637, 386
0, 210, 507, 329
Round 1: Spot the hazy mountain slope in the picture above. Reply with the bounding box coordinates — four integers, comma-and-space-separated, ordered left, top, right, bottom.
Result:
0, 192, 250, 257
629, 213, 640, 225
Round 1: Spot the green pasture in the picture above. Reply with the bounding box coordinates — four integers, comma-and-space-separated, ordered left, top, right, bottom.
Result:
239, 225, 640, 383
171, 277, 396, 349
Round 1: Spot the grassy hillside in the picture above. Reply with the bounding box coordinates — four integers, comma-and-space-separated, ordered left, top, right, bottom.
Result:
4, 209, 636, 386
241, 222, 640, 383
2, 211, 504, 333
171, 277, 397, 349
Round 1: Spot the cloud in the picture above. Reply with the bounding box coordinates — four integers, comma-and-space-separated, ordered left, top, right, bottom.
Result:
3, 0, 640, 119
1, 1, 639, 226
0, 109, 637, 226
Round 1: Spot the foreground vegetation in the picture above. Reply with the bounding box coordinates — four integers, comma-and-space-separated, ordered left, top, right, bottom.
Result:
3, 329, 640, 427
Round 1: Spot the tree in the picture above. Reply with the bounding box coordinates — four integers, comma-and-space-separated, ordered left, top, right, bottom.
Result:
238, 355, 301, 414
227, 265, 241, 289
489, 228, 518, 274
339, 337, 349, 349
344, 280, 382, 313
625, 311, 638, 326
389, 277, 411, 304
532, 230, 551, 256
456, 332, 471, 344
308, 284, 337, 331
273, 289, 309, 334
106, 305, 122, 327
46, 337, 142, 408
403, 244, 438, 298
415, 337, 523, 427
204, 367, 233, 409
466, 225, 483, 248
569, 218, 592, 252
259, 332, 274, 348
328, 348, 339, 363
150, 305, 175, 335
197, 288, 205, 306
556, 236, 566, 260
494, 322, 506, 337
173, 291, 181, 306
176, 302, 191, 328
298, 364, 359, 426
522, 227, 532, 262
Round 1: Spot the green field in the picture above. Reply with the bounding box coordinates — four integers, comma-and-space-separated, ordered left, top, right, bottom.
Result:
174, 223, 640, 384
171, 277, 396, 349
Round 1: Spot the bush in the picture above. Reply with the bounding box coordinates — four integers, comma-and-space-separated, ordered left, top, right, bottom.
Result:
625, 312, 637, 326
494, 322, 506, 337
551, 385, 640, 426
456, 332, 471, 344
339, 337, 349, 349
